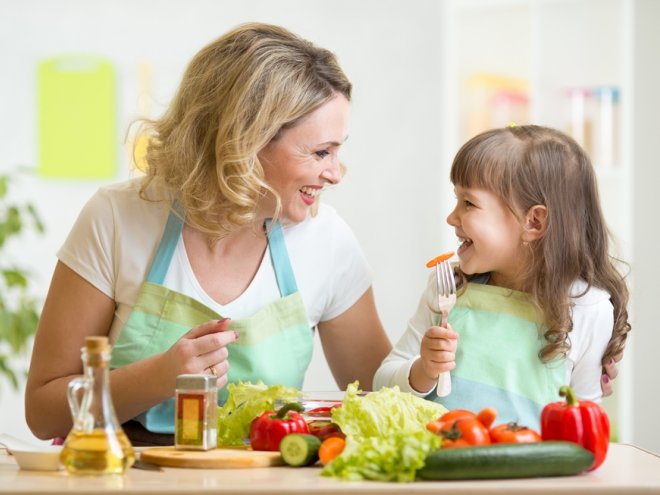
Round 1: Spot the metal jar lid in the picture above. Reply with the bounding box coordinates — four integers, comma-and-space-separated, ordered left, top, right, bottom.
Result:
176, 374, 217, 391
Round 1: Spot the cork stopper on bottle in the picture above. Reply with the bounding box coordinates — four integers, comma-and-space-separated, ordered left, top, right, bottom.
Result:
85, 336, 110, 354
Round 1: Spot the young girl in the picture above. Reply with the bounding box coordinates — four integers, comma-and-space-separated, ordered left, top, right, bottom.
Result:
374, 125, 630, 429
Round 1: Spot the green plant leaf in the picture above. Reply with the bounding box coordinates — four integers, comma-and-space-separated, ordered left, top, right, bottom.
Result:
0, 171, 45, 393
0, 308, 11, 338
5, 206, 22, 236
0, 356, 19, 390
2, 269, 29, 288
26, 204, 45, 233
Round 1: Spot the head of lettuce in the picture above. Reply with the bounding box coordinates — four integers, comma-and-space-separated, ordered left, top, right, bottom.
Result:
322, 382, 447, 482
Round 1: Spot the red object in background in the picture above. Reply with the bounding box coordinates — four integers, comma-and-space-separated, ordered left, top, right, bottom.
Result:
249, 402, 309, 451
305, 404, 342, 418
541, 385, 610, 470
307, 420, 345, 441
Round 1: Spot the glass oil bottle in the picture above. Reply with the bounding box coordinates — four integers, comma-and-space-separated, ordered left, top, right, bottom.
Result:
60, 336, 135, 475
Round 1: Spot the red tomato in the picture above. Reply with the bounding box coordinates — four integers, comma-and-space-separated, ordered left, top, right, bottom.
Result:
490, 422, 542, 444
439, 437, 472, 448
438, 409, 477, 423
476, 407, 498, 429
438, 417, 491, 448
427, 409, 477, 435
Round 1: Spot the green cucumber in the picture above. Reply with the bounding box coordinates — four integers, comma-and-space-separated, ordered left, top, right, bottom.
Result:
280, 434, 322, 467
417, 441, 594, 480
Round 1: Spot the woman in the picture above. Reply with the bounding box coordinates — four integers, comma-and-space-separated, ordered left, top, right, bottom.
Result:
25, 22, 391, 444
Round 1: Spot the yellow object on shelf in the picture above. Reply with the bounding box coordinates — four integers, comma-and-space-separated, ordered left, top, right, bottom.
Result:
463, 73, 530, 140
37, 55, 117, 179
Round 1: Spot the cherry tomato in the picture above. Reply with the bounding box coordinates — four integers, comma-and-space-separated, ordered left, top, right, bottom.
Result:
439, 436, 472, 448
438, 409, 477, 423
490, 422, 542, 444
438, 417, 491, 448
476, 407, 498, 429
427, 409, 477, 434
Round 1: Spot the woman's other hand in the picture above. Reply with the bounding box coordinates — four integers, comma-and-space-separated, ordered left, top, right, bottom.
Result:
162, 318, 238, 390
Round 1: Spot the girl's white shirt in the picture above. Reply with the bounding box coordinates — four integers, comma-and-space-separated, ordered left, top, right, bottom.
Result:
57, 177, 372, 344
374, 275, 614, 403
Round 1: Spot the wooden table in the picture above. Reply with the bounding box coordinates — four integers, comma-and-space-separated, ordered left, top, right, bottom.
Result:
1, 444, 659, 494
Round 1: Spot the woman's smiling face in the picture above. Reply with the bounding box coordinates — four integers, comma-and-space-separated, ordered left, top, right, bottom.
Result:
258, 93, 350, 224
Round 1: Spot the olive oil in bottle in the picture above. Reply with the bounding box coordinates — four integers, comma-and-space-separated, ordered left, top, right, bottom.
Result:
60, 337, 135, 475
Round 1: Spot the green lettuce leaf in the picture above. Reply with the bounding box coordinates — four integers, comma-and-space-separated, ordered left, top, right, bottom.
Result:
322, 431, 441, 482
331, 382, 447, 439
216, 381, 301, 446
322, 382, 447, 482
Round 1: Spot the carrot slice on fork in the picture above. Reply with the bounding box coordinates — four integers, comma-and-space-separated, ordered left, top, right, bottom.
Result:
425, 251, 455, 268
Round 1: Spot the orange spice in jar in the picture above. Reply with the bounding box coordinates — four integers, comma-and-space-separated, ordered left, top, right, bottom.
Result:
175, 374, 218, 450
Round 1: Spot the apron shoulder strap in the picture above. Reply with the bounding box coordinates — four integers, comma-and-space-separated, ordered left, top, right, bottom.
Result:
265, 219, 298, 297
146, 202, 185, 284
146, 209, 298, 296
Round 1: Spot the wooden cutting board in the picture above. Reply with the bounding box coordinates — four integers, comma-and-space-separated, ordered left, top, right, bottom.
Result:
140, 446, 284, 469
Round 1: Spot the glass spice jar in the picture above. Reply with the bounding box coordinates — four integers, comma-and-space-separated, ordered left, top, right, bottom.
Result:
175, 374, 218, 450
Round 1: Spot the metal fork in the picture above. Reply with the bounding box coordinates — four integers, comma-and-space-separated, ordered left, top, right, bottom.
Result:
434, 259, 457, 397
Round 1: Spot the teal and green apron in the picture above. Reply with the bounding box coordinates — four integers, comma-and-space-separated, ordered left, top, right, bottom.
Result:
429, 283, 566, 430
110, 207, 313, 433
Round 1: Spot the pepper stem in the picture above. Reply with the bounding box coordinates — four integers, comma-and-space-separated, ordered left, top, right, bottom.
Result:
275, 402, 304, 419
559, 385, 578, 406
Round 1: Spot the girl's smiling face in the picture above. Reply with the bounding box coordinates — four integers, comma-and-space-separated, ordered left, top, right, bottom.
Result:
447, 185, 528, 290
257, 93, 349, 224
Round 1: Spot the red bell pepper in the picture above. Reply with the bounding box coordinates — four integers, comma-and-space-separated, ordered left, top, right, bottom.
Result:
540, 385, 610, 470
249, 402, 309, 451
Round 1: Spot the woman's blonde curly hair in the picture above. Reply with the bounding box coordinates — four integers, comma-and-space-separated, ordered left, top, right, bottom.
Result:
134, 23, 351, 240
450, 125, 630, 368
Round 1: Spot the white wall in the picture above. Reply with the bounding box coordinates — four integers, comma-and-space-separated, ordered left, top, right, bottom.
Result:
631, 0, 660, 457
0, 0, 446, 443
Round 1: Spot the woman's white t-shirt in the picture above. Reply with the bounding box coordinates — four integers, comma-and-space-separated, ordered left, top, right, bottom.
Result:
57, 178, 372, 344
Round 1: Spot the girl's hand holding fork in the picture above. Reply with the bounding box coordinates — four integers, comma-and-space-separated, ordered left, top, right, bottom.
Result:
410, 320, 458, 394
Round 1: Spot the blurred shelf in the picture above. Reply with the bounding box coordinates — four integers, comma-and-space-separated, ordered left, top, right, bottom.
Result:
443, 0, 644, 446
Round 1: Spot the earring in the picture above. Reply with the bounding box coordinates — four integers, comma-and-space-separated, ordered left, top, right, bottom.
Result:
522, 241, 529, 247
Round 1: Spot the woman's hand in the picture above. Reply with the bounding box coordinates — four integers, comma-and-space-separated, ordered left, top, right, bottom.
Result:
26, 265, 241, 440
162, 318, 238, 390
409, 324, 458, 394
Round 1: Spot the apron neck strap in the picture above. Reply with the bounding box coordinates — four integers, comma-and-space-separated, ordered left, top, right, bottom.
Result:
146, 202, 185, 284
146, 207, 299, 297
264, 219, 299, 297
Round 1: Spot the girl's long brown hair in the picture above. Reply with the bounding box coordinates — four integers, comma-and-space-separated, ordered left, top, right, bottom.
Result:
450, 125, 630, 366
